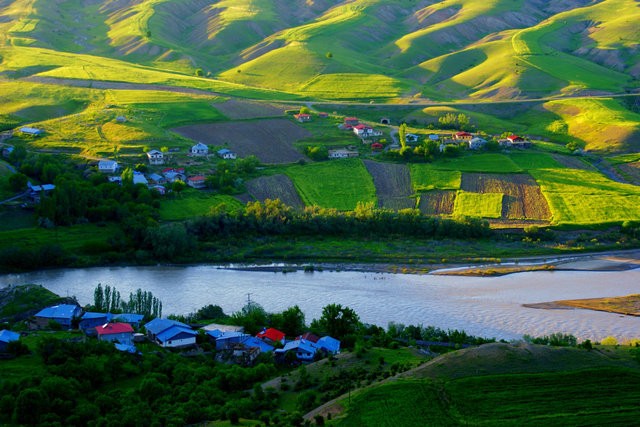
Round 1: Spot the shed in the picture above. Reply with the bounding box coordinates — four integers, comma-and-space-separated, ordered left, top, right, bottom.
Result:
0, 330, 20, 352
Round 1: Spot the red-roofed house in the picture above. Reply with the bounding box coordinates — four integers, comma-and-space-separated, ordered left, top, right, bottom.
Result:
344, 117, 359, 126
256, 327, 286, 345
371, 142, 384, 150
507, 134, 524, 143
96, 323, 134, 345
297, 332, 320, 343
187, 175, 207, 189
454, 131, 473, 141
294, 113, 311, 123
506, 134, 531, 148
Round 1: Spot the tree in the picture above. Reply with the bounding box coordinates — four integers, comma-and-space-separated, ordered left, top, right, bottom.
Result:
311, 304, 360, 338
172, 179, 186, 195
398, 123, 407, 149
232, 301, 268, 335
121, 167, 134, 186
272, 305, 306, 337
8, 173, 28, 191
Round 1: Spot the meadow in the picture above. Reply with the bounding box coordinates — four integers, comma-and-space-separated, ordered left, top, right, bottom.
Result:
159, 192, 244, 221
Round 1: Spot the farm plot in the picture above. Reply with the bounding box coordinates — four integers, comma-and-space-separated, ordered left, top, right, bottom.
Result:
244, 174, 304, 209
550, 154, 596, 171
363, 160, 415, 210
410, 165, 461, 191
214, 99, 285, 120
454, 192, 504, 219
172, 119, 310, 164
461, 173, 551, 220
616, 162, 640, 186
418, 191, 456, 215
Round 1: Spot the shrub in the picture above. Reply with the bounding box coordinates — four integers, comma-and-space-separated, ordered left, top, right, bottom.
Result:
601, 336, 618, 346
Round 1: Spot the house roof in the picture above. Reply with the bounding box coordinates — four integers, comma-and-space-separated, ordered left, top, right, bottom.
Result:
114, 343, 138, 353
317, 336, 341, 353
279, 339, 317, 354
81, 312, 112, 321
156, 325, 196, 342
98, 160, 118, 168
20, 127, 43, 134
207, 330, 247, 340
469, 137, 487, 143
344, 117, 358, 121
429, 134, 439, 140
144, 318, 189, 335
188, 175, 206, 182
353, 124, 370, 130
256, 327, 285, 342
241, 336, 274, 352
298, 332, 320, 343
112, 313, 145, 324
0, 329, 20, 343
96, 323, 134, 335
147, 149, 163, 155
149, 173, 163, 181
218, 148, 234, 155
192, 142, 208, 150
507, 134, 524, 141
201, 323, 244, 333
295, 113, 311, 118
132, 172, 148, 185
455, 132, 472, 137
35, 304, 80, 319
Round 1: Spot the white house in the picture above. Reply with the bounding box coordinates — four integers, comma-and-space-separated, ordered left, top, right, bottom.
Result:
328, 149, 359, 159
98, 160, 118, 173
19, 127, 44, 136
191, 142, 209, 156
468, 137, 487, 150
217, 148, 237, 160
187, 175, 206, 189
353, 124, 382, 138
132, 171, 148, 186
146, 149, 164, 165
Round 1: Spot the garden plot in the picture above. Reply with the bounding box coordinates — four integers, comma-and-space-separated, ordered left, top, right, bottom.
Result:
173, 119, 310, 164
363, 160, 415, 210
418, 191, 456, 216
461, 173, 551, 220
245, 174, 304, 209
550, 154, 596, 171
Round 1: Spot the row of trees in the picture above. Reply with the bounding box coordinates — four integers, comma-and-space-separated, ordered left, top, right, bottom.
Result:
92, 284, 162, 319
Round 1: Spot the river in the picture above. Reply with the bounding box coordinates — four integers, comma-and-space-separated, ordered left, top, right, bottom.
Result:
1, 265, 639, 341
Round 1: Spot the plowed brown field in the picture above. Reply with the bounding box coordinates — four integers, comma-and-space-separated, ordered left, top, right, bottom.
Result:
245, 174, 304, 209
214, 99, 286, 119
460, 173, 550, 220
418, 190, 456, 215
173, 119, 310, 164
363, 160, 415, 210
550, 154, 595, 171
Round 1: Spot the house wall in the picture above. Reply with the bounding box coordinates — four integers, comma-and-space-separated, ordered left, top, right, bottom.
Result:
162, 337, 196, 348
100, 333, 133, 345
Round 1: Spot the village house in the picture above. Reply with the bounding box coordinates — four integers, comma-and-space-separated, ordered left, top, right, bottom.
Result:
132, 171, 148, 186
96, 323, 134, 345
294, 113, 311, 122
206, 330, 249, 351
506, 134, 532, 148
371, 142, 384, 151
0, 330, 20, 352
217, 148, 237, 160
468, 137, 487, 150
190, 142, 209, 156
19, 127, 44, 136
353, 124, 381, 138
162, 168, 186, 183
344, 117, 359, 127
33, 304, 82, 329
144, 318, 196, 348
27, 182, 55, 202
146, 149, 164, 165
318, 112, 328, 118
148, 173, 165, 184
317, 336, 341, 354
454, 131, 473, 141
405, 133, 420, 144
112, 313, 144, 328
79, 312, 113, 334
256, 327, 286, 345
275, 339, 318, 362
328, 148, 359, 159
98, 159, 118, 173
187, 175, 207, 189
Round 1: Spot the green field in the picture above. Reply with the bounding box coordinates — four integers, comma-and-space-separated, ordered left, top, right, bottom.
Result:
159, 192, 244, 221
285, 158, 376, 210
453, 191, 503, 219
335, 368, 640, 426
410, 165, 461, 191
431, 154, 523, 173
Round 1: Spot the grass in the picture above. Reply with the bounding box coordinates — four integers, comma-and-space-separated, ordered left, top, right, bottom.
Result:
335, 367, 640, 426
159, 192, 244, 221
300, 73, 411, 100
509, 152, 561, 170
0, 284, 65, 319
530, 168, 640, 225
285, 158, 376, 210
431, 154, 522, 173
410, 165, 461, 191
0, 223, 119, 253
453, 191, 503, 219
554, 294, 640, 316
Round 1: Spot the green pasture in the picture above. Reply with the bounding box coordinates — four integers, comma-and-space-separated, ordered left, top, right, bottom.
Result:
159, 192, 244, 221
608, 153, 640, 164
335, 367, 640, 426
453, 191, 503, 219
431, 154, 522, 173
410, 165, 461, 191
0, 223, 119, 253
300, 73, 411, 100
285, 158, 376, 210
531, 168, 640, 225
509, 152, 561, 170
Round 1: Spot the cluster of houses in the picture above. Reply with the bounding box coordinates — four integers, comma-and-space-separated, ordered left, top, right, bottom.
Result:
2, 303, 340, 365
400, 131, 532, 152
93, 142, 240, 194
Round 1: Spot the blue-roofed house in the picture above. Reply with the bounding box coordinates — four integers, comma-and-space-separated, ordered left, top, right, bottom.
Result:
317, 336, 341, 355
191, 142, 209, 156
79, 312, 113, 333
207, 330, 249, 350
33, 304, 82, 329
112, 313, 145, 328
144, 318, 188, 339
217, 148, 237, 160
275, 339, 318, 362
241, 336, 274, 353
19, 127, 44, 136
0, 330, 21, 352
156, 326, 196, 348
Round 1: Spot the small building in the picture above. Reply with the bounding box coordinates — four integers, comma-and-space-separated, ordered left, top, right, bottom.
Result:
79, 312, 113, 334
191, 142, 209, 156
207, 330, 249, 351
27, 182, 56, 202
371, 142, 384, 150
132, 171, 148, 186
405, 133, 420, 144
275, 339, 318, 362
428, 134, 439, 142
297, 332, 320, 343
148, 173, 165, 184
507, 134, 532, 148
294, 113, 311, 122
145, 318, 196, 348
318, 112, 328, 118
328, 149, 359, 159
0, 330, 20, 352
163, 168, 186, 183
317, 336, 341, 354
241, 336, 275, 353
468, 137, 487, 150
19, 127, 44, 136
187, 175, 207, 189
98, 160, 118, 174
146, 149, 164, 165
96, 323, 134, 345
454, 131, 473, 141
112, 313, 145, 328
256, 327, 286, 345
33, 304, 82, 329
344, 117, 359, 126
217, 148, 237, 160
